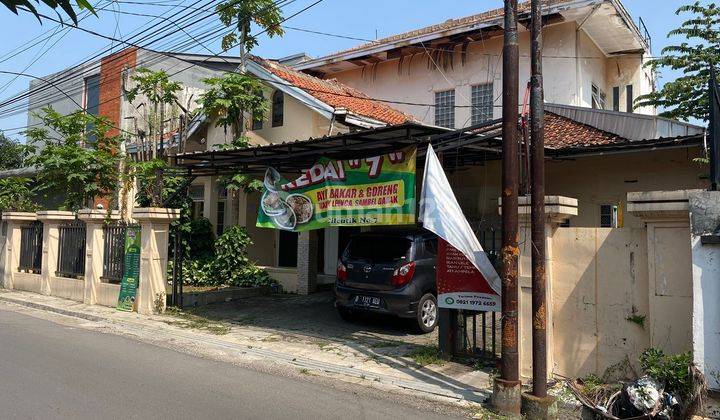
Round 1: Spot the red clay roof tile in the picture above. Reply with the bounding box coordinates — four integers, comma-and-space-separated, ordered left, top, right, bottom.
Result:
251, 56, 413, 126
545, 112, 628, 150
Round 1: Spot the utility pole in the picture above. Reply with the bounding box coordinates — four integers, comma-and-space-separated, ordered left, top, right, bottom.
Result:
493, 0, 521, 416
530, 0, 547, 399
524, 2, 559, 417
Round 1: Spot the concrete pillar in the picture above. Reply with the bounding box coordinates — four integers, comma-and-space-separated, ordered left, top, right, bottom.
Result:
687, 191, 719, 391
324, 228, 339, 276
627, 191, 693, 356
1, 212, 37, 289
297, 230, 318, 295
499, 196, 578, 379
78, 209, 120, 305
133, 207, 180, 315
36, 211, 75, 295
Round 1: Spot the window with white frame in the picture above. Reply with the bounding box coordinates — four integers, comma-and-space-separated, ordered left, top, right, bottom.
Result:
434, 90, 455, 128
189, 185, 205, 220
471, 83, 494, 125
592, 84, 607, 110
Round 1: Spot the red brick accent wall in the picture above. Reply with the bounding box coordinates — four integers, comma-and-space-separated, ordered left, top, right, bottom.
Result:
94, 48, 136, 209
98, 47, 137, 138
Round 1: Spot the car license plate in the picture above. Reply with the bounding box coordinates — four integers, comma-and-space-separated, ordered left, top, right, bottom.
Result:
354, 295, 380, 308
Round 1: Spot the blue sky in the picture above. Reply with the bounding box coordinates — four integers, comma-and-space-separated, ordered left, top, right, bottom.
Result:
0, 0, 698, 140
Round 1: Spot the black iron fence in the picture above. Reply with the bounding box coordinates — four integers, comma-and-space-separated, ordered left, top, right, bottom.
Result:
458, 226, 502, 359
102, 222, 133, 284
19, 221, 43, 273
56, 220, 86, 279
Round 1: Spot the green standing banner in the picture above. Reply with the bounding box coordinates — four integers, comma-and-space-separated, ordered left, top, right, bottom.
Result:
117, 226, 141, 312
257, 147, 417, 232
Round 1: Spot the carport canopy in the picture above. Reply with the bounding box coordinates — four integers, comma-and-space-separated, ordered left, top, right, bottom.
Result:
171, 120, 504, 177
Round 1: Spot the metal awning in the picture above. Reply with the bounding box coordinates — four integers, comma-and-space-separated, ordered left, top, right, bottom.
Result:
171, 121, 504, 176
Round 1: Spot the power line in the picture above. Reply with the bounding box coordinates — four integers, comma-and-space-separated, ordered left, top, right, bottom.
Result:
0, 0, 310, 129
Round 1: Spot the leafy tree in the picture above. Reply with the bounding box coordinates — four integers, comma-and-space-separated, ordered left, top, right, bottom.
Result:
636, 2, 720, 121
125, 67, 183, 157
217, 0, 284, 71
198, 73, 268, 137
2, 0, 94, 24
0, 177, 38, 212
0, 132, 29, 170
125, 68, 185, 205
24, 106, 121, 211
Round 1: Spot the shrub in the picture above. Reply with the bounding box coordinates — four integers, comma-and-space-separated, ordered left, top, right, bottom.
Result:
187, 217, 215, 258
639, 348, 694, 397
210, 226, 274, 288
0, 177, 39, 212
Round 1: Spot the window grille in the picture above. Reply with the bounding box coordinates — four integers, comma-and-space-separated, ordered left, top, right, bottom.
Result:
471, 83, 493, 125
434, 90, 455, 128
592, 84, 606, 110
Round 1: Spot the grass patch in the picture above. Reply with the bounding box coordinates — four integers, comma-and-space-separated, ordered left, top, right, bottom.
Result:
316, 340, 333, 351
407, 345, 445, 367
164, 307, 231, 335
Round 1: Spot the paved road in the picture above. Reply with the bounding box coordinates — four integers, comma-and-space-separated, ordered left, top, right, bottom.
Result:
0, 307, 464, 420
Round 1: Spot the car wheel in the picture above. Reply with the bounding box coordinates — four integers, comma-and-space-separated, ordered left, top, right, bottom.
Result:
337, 306, 356, 322
415, 293, 438, 333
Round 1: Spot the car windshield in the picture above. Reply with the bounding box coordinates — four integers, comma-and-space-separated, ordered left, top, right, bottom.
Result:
347, 236, 411, 263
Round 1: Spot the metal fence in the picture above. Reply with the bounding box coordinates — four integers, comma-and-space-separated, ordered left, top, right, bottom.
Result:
56, 220, 86, 279
19, 221, 43, 273
102, 222, 132, 284
458, 226, 502, 359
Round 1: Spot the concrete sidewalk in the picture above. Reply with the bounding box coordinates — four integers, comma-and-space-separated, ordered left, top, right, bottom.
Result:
0, 289, 491, 407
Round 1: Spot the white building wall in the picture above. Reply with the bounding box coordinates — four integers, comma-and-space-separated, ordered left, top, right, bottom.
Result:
325, 22, 654, 126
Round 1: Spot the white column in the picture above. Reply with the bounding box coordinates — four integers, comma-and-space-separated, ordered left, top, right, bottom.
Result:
36, 211, 75, 296
1, 212, 37, 289
78, 209, 120, 305
324, 228, 339, 276
133, 207, 180, 315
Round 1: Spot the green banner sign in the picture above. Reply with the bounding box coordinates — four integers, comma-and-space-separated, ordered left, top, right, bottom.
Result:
117, 226, 141, 312
257, 147, 417, 232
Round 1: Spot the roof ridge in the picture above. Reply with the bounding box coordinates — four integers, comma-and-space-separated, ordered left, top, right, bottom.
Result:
250, 55, 414, 125
313, 0, 569, 60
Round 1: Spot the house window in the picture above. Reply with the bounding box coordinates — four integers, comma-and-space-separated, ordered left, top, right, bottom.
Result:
252, 115, 263, 131
612, 86, 620, 111
471, 83, 493, 125
84, 74, 101, 142
600, 204, 617, 228
591, 84, 606, 110
434, 90, 455, 128
216, 186, 227, 236
626, 85, 634, 113
272, 90, 284, 127
189, 185, 205, 220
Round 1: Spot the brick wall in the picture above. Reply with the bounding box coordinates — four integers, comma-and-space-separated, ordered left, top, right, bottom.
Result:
98, 47, 137, 138
94, 48, 137, 209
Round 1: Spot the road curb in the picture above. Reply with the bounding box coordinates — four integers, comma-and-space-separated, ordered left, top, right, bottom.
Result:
0, 295, 106, 323
0, 292, 489, 404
